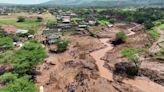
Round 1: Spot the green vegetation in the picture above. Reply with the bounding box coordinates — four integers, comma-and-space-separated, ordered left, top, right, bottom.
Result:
1, 77, 37, 92
99, 8, 164, 29
55, 39, 70, 52
154, 48, 164, 60
121, 48, 148, 59
71, 17, 84, 24
0, 41, 46, 92
147, 28, 160, 41
89, 31, 97, 38
144, 20, 155, 29
97, 19, 111, 26
36, 17, 43, 22
0, 51, 14, 64
116, 32, 127, 42
159, 24, 164, 30
0, 73, 18, 84
112, 32, 127, 45
17, 16, 25, 22
0, 19, 41, 32
0, 37, 13, 50
13, 41, 46, 75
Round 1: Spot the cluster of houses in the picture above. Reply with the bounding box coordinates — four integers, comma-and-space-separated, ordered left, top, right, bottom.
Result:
3, 27, 29, 34
0, 7, 15, 15
43, 10, 113, 45
1, 27, 34, 48
43, 11, 97, 34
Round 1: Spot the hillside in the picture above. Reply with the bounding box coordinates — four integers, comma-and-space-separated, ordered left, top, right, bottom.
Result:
41, 0, 164, 7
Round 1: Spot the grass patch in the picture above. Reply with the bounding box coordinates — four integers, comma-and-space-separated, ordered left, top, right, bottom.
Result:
159, 24, 164, 30
0, 19, 41, 32
97, 19, 111, 26
154, 48, 164, 60
121, 48, 148, 59
147, 28, 160, 41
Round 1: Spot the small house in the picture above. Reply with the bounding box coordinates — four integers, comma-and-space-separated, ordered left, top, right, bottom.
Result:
16, 29, 28, 34
62, 16, 71, 23
78, 24, 88, 28
46, 34, 62, 44
3, 28, 17, 33
108, 24, 113, 28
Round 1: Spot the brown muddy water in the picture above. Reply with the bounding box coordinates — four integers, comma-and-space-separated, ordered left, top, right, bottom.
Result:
90, 38, 164, 92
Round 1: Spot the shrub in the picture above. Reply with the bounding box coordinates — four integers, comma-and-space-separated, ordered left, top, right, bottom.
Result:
55, 39, 70, 52
147, 29, 160, 41
121, 48, 148, 59
17, 16, 25, 22
36, 17, 43, 22
114, 62, 138, 77
112, 32, 127, 45
144, 20, 154, 29
154, 48, 164, 60
0, 73, 18, 84
14, 41, 46, 76
89, 31, 97, 38
0, 37, 13, 50
1, 78, 37, 92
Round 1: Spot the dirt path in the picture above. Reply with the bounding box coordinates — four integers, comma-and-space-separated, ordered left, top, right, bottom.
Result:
90, 26, 164, 92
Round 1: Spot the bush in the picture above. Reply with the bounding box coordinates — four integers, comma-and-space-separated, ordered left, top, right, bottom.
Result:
89, 31, 97, 38
154, 48, 164, 60
14, 41, 46, 76
36, 17, 43, 22
0, 73, 18, 84
121, 48, 148, 59
1, 78, 37, 92
17, 16, 25, 22
147, 29, 160, 41
112, 32, 127, 45
114, 62, 138, 77
0, 37, 13, 50
144, 20, 154, 29
55, 39, 70, 52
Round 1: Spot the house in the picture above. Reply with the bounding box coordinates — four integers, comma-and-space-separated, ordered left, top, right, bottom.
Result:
86, 15, 96, 25
3, 28, 28, 34
3, 28, 17, 33
78, 24, 88, 28
46, 34, 62, 44
88, 20, 96, 25
16, 29, 28, 34
62, 16, 71, 23
47, 34, 61, 40
108, 24, 113, 28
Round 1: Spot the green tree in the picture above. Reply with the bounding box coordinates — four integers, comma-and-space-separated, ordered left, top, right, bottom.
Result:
144, 20, 154, 29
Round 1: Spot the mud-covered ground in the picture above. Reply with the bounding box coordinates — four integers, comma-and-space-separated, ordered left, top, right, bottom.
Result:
35, 23, 164, 92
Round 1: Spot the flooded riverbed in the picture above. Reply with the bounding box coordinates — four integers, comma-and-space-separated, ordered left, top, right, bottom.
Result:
90, 38, 164, 92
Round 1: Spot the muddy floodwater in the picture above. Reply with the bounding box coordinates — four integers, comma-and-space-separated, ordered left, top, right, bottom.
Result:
90, 38, 164, 92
